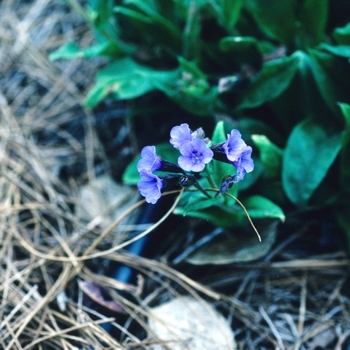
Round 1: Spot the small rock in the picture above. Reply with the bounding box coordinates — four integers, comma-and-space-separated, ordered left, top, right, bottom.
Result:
148, 296, 236, 350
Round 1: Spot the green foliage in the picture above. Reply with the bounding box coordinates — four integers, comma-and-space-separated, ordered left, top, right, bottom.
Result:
251, 135, 282, 179
84, 58, 177, 107
282, 119, 342, 207
237, 52, 300, 111
54, 0, 350, 253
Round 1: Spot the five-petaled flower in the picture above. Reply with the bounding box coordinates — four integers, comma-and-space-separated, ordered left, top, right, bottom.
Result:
178, 138, 214, 172
137, 124, 254, 203
137, 146, 162, 172
169, 123, 194, 149
137, 169, 163, 204
233, 145, 254, 182
221, 129, 247, 163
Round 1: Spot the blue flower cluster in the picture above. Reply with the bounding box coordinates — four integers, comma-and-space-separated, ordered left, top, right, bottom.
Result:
137, 123, 254, 204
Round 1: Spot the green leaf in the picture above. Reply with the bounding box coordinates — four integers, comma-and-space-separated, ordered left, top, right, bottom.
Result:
309, 49, 350, 117
269, 50, 330, 132
154, 58, 217, 116
333, 22, 350, 45
339, 102, 350, 193
122, 0, 180, 36
174, 204, 245, 229
49, 42, 81, 60
219, 36, 263, 69
209, 0, 245, 29
241, 195, 285, 221
299, 0, 328, 47
282, 118, 343, 207
181, 195, 224, 214
245, 0, 328, 48
319, 43, 350, 58
237, 52, 300, 111
84, 58, 177, 107
175, 192, 284, 229
49, 41, 125, 61
114, 4, 181, 48
185, 220, 278, 265
88, 0, 115, 28
87, 0, 119, 40
251, 135, 283, 178
245, 0, 297, 46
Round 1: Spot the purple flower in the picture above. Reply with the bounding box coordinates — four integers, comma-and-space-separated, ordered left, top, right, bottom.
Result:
233, 146, 254, 182
178, 138, 214, 172
222, 129, 247, 163
137, 169, 163, 204
170, 123, 194, 148
137, 146, 162, 172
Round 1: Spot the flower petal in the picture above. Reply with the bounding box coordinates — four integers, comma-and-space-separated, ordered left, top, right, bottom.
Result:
137, 146, 162, 172
222, 129, 247, 162
170, 123, 193, 148
178, 139, 213, 172
137, 170, 163, 204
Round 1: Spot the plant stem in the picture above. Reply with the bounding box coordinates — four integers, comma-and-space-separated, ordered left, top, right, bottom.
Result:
194, 181, 211, 198
206, 174, 217, 189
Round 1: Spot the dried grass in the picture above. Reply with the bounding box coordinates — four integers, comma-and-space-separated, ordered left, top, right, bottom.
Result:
0, 0, 350, 349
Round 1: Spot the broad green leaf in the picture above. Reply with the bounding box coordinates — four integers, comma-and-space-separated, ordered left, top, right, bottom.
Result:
174, 204, 246, 229
175, 193, 284, 229
185, 220, 278, 265
309, 49, 350, 117
269, 50, 330, 132
180, 2, 201, 61
333, 22, 350, 45
88, 0, 114, 28
219, 36, 262, 69
245, 0, 327, 48
339, 102, 350, 193
122, 0, 180, 36
178, 57, 207, 79
237, 52, 300, 111
84, 58, 177, 107
87, 0, 119, 39
282, 118, 343, 207
222, 0, 245, 28
220, 36, 259, 52
122, 143, 179, 185
319, 43, 350, 58
299, 0, 328, 47
251, 135, 283, 178
49, 41, 125, 61
114, 5, 181, 48
49, 42, 81, 60
244, 0, 297, 46
154, 59, 217, 116
241, 195, 285, 221
181, 195, 224, 214
209, 0, 245, 29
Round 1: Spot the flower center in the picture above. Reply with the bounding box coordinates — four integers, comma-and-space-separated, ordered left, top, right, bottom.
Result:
192, 152, 202, 163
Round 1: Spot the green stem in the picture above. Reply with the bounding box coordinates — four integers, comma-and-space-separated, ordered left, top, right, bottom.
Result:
193, 181, 211, 198
206, 174, 217, 189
